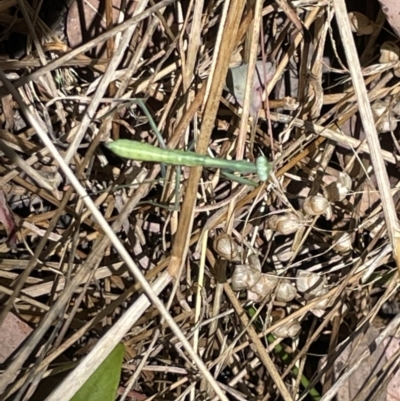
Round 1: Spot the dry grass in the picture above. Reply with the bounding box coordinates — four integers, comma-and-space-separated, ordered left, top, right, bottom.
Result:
0, 0, 399, 400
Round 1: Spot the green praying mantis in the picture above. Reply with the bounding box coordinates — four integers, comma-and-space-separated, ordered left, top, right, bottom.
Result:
102, 98, 272, 184
106, 139, 272, 183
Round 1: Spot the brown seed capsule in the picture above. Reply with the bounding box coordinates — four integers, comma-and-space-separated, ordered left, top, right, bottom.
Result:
231, 265, 261, 291
276, 280, 297, 303
310, 287, 330, 311
266, 213, 303, 235
296, 271, 325, 295
248, 253, 262, 272
248, 274, 278, 301
379, 41, 400, 64
303, 195, 331, 218
348, 11, 374, 36
266, 214, 280, 230
296, 271, 329, 315
333, 232, 352, 253
213, 233, 241, 261
324, 172, 352, 202
272, 319, 301, 339
372, 99, 397, 133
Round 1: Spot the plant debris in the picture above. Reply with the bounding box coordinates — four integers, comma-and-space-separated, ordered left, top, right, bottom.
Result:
0, 0, 400, 400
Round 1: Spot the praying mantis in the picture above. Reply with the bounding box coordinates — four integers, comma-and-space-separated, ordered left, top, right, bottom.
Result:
106, 139, 272, 183
102, 98, 272, 186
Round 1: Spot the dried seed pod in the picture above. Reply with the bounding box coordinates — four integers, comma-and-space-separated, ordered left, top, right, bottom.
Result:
213, 233, 241, 261
303, 195, 332, 218
296, 272, 330, 315
266, 214, 280, 230
372, 99, 397, 133
272, 320, 301, 339
274, 243, 295, 262
248, 274, 278, 301
338, 172, 352, 192
348, 12, 374, 36
296, 271, 325, 295
324, 172, 352, 202
379, 41, 400, 64
276, 280, 297, 303
275, 214, 303, 235
248, 253, 262, 272
231, 265, 261, 291
377, 117, 397, 133
266, 213, 303, 235
310, 287, 330, 311
372, 99, 391, 118
324, 183, 341, 202
333, 232, 352, 253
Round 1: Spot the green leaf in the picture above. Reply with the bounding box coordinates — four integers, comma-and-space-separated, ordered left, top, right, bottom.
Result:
71, 343, 125, 401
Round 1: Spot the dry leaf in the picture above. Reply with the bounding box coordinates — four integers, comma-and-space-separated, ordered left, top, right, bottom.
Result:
225, 61, 276, 118
378, 0, 400, 39
384, 337, 400, 401
333, 326, 397, 401
0, 312, 32, 364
